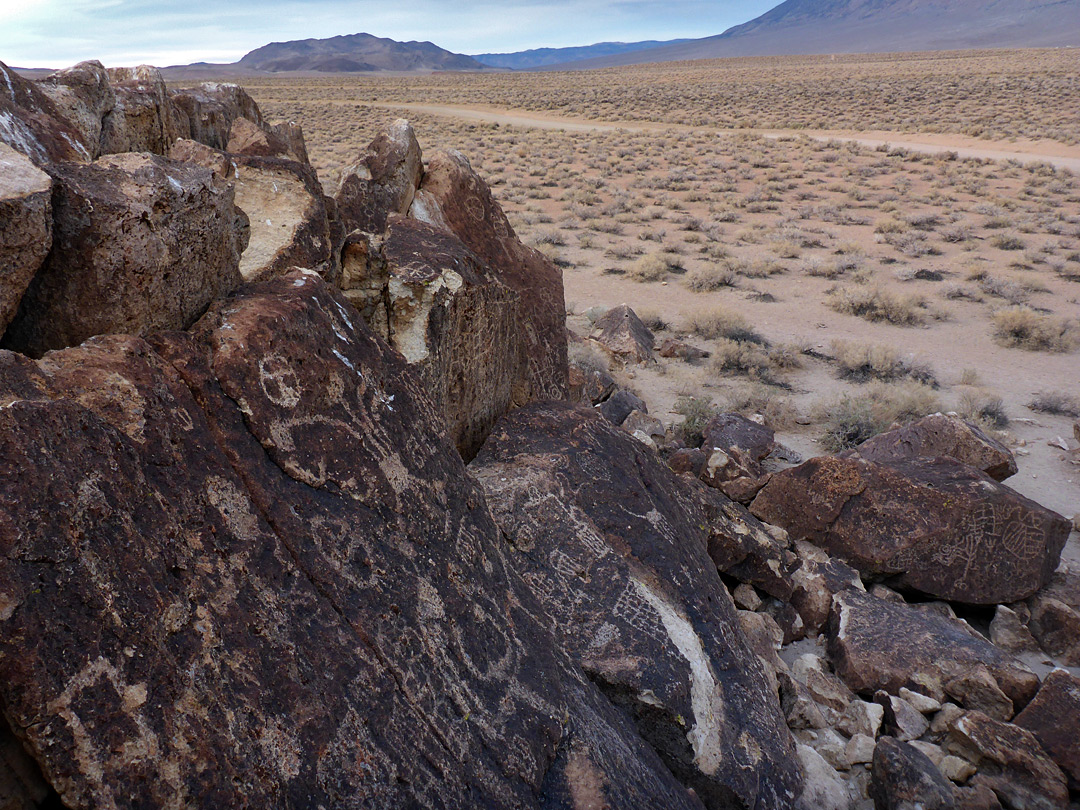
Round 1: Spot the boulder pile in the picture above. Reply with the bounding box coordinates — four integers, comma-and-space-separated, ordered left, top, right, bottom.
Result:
0, 58, 1077, 810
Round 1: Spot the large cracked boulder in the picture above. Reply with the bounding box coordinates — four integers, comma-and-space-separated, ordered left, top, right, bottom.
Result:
3, 152, 243, 357
226, 116, 309, 164
826, 590, 1039, 709
171, 139, 333, 283
751, 455, 1069, 604
0, 271, 703, 810
410, 149, 568, 403
841, 413, 1017, 482
1014, 669, 1080, 790
0, 144, 51, 335
36, 60, 115, 160
99, 65, 181, 155
334, 117, 423, 235
169, 81, 265, 150
0, 60, 91, 164
470, 401, 802, 810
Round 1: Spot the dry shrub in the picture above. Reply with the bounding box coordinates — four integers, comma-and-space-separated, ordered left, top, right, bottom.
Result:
685, 264, 738, 292
1028, 391, 1080, 417
710, 339, 776, 380
627, 252, 673, 282
827, 286, 929, 326
724, 383, 797, 430
818, 381, 940, 450
686, 307, 768, 345
991, 306, 1080, 352
673, 396, 717, 447
830, 339, 936, 385
636, 307, 669, 332
568, 341, 609, 374
957, 390, 1009, 429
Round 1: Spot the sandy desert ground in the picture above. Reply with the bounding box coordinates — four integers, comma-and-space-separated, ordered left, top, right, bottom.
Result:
225, 48, 1080, 527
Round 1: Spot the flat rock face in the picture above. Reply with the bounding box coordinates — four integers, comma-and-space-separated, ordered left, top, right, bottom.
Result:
470, 402, 801, 810
335, 118, 423, 235
99, 65, 181, 156
0, 272, 701, 810
0, 60, 91, 165
1014, 669, 1080, 790
3, 152, 243, 357
589, 304, 655, 364
410, 149, 569, 404
751, 455, 1069, 604
36, 60, 115, 160
841, 413, 1017, 482
226, 116, 308, 164
169, 82, 265, 151
0, 143, 52, 335
826, 590, 1039, 709
869, 737, 956, 810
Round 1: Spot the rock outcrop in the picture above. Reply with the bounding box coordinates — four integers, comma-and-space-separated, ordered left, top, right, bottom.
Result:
170, 81, 265, 151
0, 60, 91, 164
35, 60, 115, 160
699, 412, 775, 503
334, 117, 423, 234
0, 272, 703, 809
0, 144, 51, 335
99, 65, 180, 156
3, 152, 244, 357
751, 455, 1069, 604
470, 401, 802, 809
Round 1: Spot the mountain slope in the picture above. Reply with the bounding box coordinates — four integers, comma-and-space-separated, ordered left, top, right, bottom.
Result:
471, 39, 691, 69
236, 33, 487, 73
540, 0, 1080, 70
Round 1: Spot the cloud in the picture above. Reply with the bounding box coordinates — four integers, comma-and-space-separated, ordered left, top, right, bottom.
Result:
0, 0, 777, 68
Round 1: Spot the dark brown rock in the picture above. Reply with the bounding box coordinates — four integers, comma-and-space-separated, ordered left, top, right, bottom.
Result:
0, 272, 702, 810
623, 409, 666, 442
470, 401, 802, 809
698, 415, 773, 502
36, 60, 115, 159
0, 144, 51, 335
669, 447, 709, 478
589, 304, 655, 364
99, 65, 181, 155
875, 691, 930, 742
953, 784, 1002, 810
1026, 594, 1080, 666
1014, 669, 1080, 790
789, 541, 864, 637
411, 149, 568, 402
598, 387, 646, 426
869, 737, 956, 810
751, 455, 1069, 604
841, 413, 1017, 481
0, 59, 91, 164
659, 337, 710, 362
169, 82, 265, 150
3, 152, 243, 357
334, 118, 422, 235
568, 359, 617, 405
826, 590, 1039, 709
944, 666, 1014, 721
947, 712, 1068, 810
226, 116, 308, 163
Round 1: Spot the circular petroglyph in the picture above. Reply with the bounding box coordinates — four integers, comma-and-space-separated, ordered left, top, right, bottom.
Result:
258, 354, 301, 408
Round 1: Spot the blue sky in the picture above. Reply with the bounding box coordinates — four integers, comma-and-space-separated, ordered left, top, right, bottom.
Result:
0, 0, 778, 68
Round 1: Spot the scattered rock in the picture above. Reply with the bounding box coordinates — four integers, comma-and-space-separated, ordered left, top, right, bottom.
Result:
3, 152, 243, 357
944, 666, 1014, 722
733, 583, 763, 611
669, 447, 708, 478
846, 734, 877, 767
947, 711, 1069, 810
898, 687, 942, 715
826, 590, 1039, 710
334, 118, 422, 235
795, 744, 854, 810
794, 654, 857, 713
869, 737, 956, 810
875, 691, 930, 742
470, 401, 802, 809
589, 304, 655, 364
1025, 594, 1080, 666
988, 605, 1040, 655
790, 540, 864, 636
568, 360, 617, 405
841, 413, 1017, 481
752, 455, 1069, 604
623, 409, 666, 442
0, 143, 51, 335
659, 337, 710, 362
598, 387, 646, 426
837, 699, 885, 739
1013, 669, 1080, 790
953, 784, 1002, 810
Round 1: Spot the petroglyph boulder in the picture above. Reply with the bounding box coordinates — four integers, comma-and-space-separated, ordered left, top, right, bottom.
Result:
841, 412, 1017, 482
3, 152, 243, 357
410, 149, 568, 403
826, 590, 1039, 709
0, 59, 91, 164
0, 272, 703, 810
589, 304, 655, 364
470, 401, 801, 809
751, 455, 1069, 604
0, 144, 51, 335
335, 117, 423, 235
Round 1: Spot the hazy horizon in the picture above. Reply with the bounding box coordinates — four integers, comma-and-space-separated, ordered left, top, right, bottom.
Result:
0, 0, 777, 69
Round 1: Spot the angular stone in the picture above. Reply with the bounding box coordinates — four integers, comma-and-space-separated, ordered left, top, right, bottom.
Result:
697, 413, 775, 503
780, 671, 830, 730
869, 737, 956, 810
988, 605, 1040, 655
0, 59, 91, 164
842, 412, 1017, 482
598, 388, 646, 426
659, 337, 710, 362
837, 699, 885, 739
568, 359, 616, 405
410, 149, 568, 402
790, 540, 864, 636
226, 115, 307, 163
1026, 594, 1080, 666
846, 734, 877, 766
36, 60, 115, 159
623, 409, 666, 442
334, 118, 422, 235
795, 744, 853, 810
947, 711, 1068, 810
0, 272, 701, 809
1013, 669, 1080, 790
669, 447, 709, 478
99, 65, 180, 155
171, 139, 333, 283
751, 455, 1069, 604
169, 81, 265, 150
944, 666, 1014, 722
470, 401, 801, 809
953, 784, 1002, 810
826, 590, 1039, 709
0, 144, 51, 335
793, 655, 856, 713
876, 692, 930, 742
589, 304, 655, 364
898, 687, 942, 715
3, 152, 243, 357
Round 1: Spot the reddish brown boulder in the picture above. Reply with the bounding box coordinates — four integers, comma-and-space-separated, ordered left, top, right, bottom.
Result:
0, 272, 702, 810
0, 144, 51, 335
411, 149, 568, 403
1026, 594, 1080, 666
751, 455, 1069, 604
589, 304, 655, 364
568, 360, 617, 405
3, 152, 243, 357
947, 712, 1068, 810
36, 60, 115, 159
334, 118, 422, 235
841, 412, 1017, 482
470, 401, 801, 809
99, 65, 181, 155
226, 116, 308, 164
659, 337, 710, 362
699, 413, 775, 503
826, 590, 1039, 709
1014, 669, 1080, 790
169, 82, 265, 150
869, 737, 956, 810
0, 59, 91, 164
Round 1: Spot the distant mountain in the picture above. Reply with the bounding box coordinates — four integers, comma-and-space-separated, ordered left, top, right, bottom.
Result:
471, 39, 692, 69
236, 33, 488, 73
541, 0, 1080, 70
